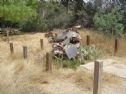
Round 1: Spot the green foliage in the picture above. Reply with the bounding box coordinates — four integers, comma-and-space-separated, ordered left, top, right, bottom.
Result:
42, 2, 74, 28
79, 45, 103, 61
63, 59, 81, 69
1, 0, 126, 33
0, 0, 37, 22
122, 8, 126, 30
114, 23, 124, 35
20, 16, 51, 32
1, 4, 37, 22
93, 6, 124, 35
54, 58, 81, 69
20, 2, 74, 32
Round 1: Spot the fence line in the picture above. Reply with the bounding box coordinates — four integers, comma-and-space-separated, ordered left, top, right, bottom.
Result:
7, 36, 123, 59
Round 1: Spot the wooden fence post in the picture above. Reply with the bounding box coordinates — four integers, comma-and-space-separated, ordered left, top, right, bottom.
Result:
114, 38, 118, 55
10, 43, 14, 54
55, 33, 57, 37
46, 52, 52, 72
40, 39, 43, 50
86, 35, 90, 45
93, 61, 103, 94
23, 46, 27, 59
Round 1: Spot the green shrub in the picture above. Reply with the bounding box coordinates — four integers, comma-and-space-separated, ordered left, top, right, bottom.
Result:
53, 58, 81, 69
1, 4, 37, 22
43, 3, 74, 28
93, 6, 124, 35
20, 17, 37, 32
20, 2, 74, 32
79, 45, 103, 61
114, 23, 124, 35
20, 16, 52, 32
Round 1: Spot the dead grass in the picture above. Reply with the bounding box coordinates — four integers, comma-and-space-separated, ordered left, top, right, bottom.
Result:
72, 69, 93, 91
0, 30, 125, 94
103, 73, 120, 84
14, 63, 24, 74
71, 69, 121, 91
0, 32, 52, 94
80, 28, 126, 57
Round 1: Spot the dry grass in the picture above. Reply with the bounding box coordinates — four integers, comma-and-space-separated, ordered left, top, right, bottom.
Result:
0, 30, 125, 94
72, 69, 93, 91
0, 32, 53, 94
79, 28, 126, 57
72, 69, 121, 91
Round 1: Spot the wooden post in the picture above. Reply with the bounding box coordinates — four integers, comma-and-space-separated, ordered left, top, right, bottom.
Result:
114, 38, 118, 55
86, 35, 90, 45
10, 43, 14, 54
93, 61, 103, 94
55, 33, 57, 37
23, 46, 27, 59
40, 39, 43, 50
46, 52, 52, 71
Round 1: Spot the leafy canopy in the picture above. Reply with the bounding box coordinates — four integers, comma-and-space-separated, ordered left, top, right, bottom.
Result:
0, 0, 37, 22
93, 6, 124, 35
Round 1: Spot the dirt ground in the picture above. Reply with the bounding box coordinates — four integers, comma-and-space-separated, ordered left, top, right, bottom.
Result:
0, 31, 126, 94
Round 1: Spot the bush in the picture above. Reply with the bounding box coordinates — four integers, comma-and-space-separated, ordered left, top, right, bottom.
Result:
43, 3, 74, 29
19, 2, 75, 32
78, 45, 103, 61
0, 4, 37, 22
20, 16, 52, 32
93, 6, 124, 36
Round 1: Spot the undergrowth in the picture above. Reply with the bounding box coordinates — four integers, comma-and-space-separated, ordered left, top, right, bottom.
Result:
79, 45, 104, 64
53, 45, 104, 69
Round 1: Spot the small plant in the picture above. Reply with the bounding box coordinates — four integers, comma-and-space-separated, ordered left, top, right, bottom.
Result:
63, 59, 81, 69
78, 45, 103, 61
53, 57, 81, 69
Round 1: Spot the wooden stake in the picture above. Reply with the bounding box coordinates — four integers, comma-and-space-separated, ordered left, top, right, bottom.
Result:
86, 35, 90, 45
23, 46, 27, 59
93, 61, 103, 94
10, 43, 14, 54
114, 38, 118, 55
40, 39, 43, 49
46, 52, 52, 72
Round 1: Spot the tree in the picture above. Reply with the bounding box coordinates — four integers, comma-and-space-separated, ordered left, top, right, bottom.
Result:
0, 0, 37, 28
93, 6, 124, 35
73, 0, 84, 20
95, 0, 102, 7
60, 0, 72, 11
